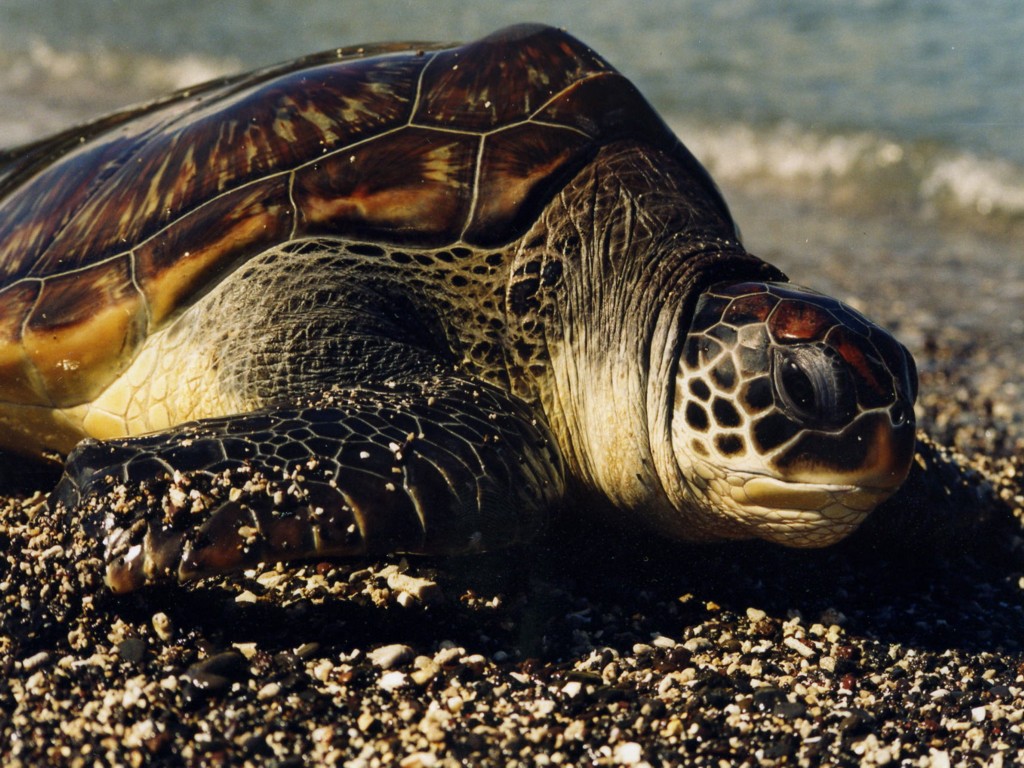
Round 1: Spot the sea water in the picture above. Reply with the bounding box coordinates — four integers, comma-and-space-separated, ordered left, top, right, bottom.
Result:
0, 0, 1021, 342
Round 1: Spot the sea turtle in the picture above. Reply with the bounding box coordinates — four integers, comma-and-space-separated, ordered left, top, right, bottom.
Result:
0, 24, 917, 594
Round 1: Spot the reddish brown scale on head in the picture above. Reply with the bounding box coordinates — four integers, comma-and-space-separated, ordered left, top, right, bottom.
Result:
768, 299, 835, 343
724, 290, 778, 326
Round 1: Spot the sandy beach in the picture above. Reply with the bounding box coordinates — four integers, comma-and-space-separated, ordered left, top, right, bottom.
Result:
1, 5, 1023, 765
2, 183, 1022, 764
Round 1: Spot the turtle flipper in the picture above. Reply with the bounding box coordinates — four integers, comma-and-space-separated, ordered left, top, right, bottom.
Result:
53, 376, 565, 593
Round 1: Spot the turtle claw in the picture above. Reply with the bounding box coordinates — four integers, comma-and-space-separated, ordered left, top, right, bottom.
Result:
101, 496, 369, 592
104, 520, 185, 594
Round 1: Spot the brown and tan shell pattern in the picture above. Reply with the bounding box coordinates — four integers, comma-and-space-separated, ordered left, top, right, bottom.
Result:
0, 23, 728, 412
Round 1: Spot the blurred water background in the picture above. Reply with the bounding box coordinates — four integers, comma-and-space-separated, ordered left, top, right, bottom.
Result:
0, 0, 1021, 343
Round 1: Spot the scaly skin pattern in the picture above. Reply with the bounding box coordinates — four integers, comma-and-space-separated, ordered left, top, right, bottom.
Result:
0, 25, 917, 591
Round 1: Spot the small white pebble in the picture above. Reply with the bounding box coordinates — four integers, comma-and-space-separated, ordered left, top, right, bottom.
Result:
564, 720, 586, 741
386, 572, 442, 604
379, 671, 408, 691
971, 705, 987, 722
434, 647, 464, 667
746, 607, 767, 622
613, 742, 643, 765
152, 612, 174, 641
369, 644, 414, 670
21, 651, 50, 671
651, 635, 677, 649
400, 752, 437, 768
683, 637, 712, 652
783, 637, 816, 659
562, 680, 582, 698
235, 590, 258, 605
257, 682, 281, 700
167, 487, 187, 509
233, 642, 258, 659
534, 699, 556, 716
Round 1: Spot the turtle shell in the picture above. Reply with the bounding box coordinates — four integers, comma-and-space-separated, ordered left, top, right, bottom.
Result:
0, 23, 730, 408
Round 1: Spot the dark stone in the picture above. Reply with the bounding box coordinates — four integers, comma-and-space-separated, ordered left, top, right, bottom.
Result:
772, 700, 807, 720
118, 637, 147, 665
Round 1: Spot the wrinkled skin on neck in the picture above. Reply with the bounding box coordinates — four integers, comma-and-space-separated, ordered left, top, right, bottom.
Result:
503, 141, 784, 536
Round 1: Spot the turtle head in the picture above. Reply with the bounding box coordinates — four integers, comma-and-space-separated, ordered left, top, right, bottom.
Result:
669, 281, 917, 547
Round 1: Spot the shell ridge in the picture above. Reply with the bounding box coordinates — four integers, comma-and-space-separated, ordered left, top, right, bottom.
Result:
17, 276, 56, 407
128, 250, 153, 336
518, 120, 592, 140
286, 172, 300, 241
407, 48, 445, 129
525, 71, 612, 127
458, 136, 489, 243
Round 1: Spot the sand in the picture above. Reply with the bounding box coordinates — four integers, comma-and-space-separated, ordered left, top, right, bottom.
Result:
2, 185, 1023, 766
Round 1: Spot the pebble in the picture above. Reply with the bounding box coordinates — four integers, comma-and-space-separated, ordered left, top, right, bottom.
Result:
613, 742, 643, 765
369, 644, 414, 670
20, 651, 50, 671
399, 752, 437, 768
783, 636, 816, 659
183, 651, 249, 695
117, 638, 146, 665
379, 671, 408, 692
257, 682, 281, 700
410, 657, 440, 686
151, 612, 174, 641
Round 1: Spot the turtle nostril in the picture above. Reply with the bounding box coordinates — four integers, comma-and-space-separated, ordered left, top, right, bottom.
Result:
772, 345, 855, 430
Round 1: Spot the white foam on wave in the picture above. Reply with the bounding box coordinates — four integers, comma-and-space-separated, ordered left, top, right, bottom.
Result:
680, 120, 905, 184
921, 154, 1024, 218
6, 38, 239, 93
0, 39, 241, 146
674, 118, 1024, 231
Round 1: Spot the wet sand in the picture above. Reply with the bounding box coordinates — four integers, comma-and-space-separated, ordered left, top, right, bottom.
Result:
2, 184, 1023, 766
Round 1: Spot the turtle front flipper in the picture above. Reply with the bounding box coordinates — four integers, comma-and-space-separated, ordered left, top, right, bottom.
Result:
52, 376, 565, 593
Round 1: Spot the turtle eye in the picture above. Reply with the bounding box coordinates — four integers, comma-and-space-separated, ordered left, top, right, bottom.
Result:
771, 345, 855, 430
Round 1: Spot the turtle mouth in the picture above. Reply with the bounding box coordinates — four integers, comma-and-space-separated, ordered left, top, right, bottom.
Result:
705, 469, 898, 548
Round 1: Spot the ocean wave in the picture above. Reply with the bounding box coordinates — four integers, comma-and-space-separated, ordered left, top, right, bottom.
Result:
0, 38, 238, 94
0, 39, 239, 146
676, 119, 1024, 234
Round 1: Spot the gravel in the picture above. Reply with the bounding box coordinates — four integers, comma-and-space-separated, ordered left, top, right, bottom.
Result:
2, 192, 1023, 766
